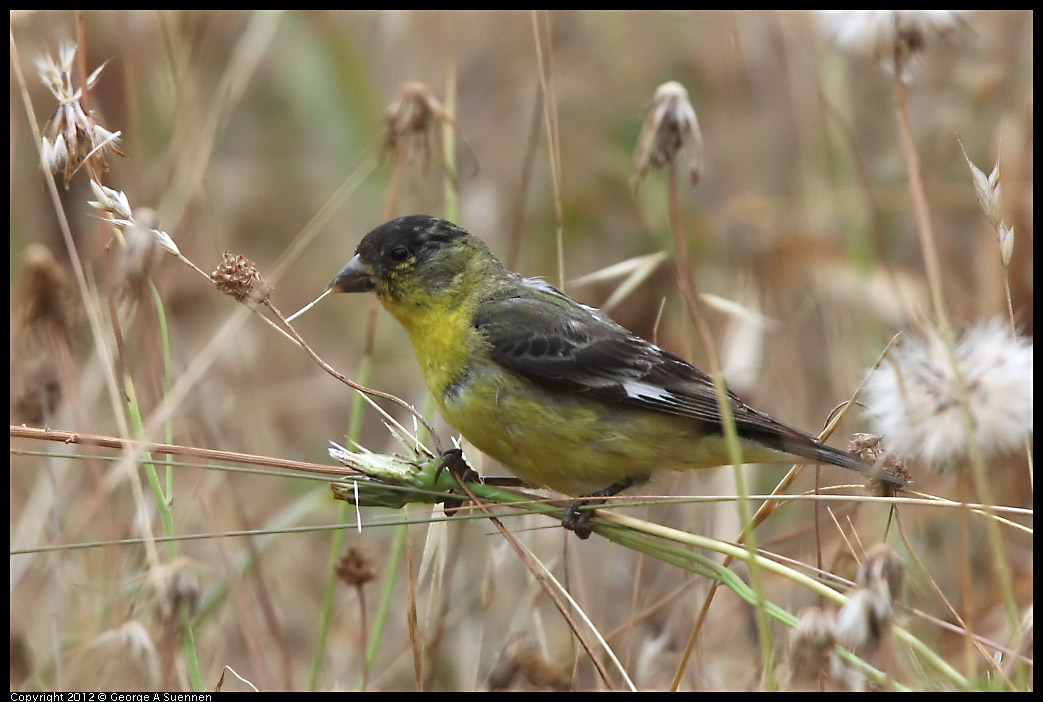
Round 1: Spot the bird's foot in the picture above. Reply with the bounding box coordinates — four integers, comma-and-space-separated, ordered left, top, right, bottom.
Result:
434, 447, 480, 483
435, 447, 479, 514
561, 498, 599, 539
560, 478, 636, 540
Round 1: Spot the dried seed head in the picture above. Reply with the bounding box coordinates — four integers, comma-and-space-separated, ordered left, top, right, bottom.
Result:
819, 11, 970, 56
384, 82, 449, 169
90, 621, 159, 684
999, 224, 1015, 269
964, 154, 1003, 229
210, 252, 272, 305
789, 607, 837, 681
864, 320, 1033, 472
87, 180, 180, 257
36, 42, 123, 187
10, 356, 62, 425
835, 587, 893, 653
88, 179, 132, 221
11, 245, 87, 424
42, 134, 69, 173
817, 11, 971, 76
148, 557, 202, 629
336, 547, 377, 587
857, 544, 904, 605
632, 80, 704, 192
18, 244, 82, 333
848, 433, 912, 497
170, 564, 201, 620
961, 148, 1016, 269
487, 634, 569, 692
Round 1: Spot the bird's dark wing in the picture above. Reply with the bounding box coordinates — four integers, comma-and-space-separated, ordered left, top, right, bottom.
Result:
474, 280, 905, 485
475, 282, 786, 435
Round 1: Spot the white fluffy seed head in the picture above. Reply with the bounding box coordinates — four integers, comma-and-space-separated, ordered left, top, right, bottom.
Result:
817, 10, 971, 76
864, 320, 1033, 472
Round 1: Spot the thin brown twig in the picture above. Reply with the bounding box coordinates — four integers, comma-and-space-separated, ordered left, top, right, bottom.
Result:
404, 507, 423, 691
74, 10, 104, 183
531, 10, 565, 290
384, 142, 407, 221
10, 425, 357, 477
263, 300, 443, 455
357, 584, 370, 691
507, 87, 543, 271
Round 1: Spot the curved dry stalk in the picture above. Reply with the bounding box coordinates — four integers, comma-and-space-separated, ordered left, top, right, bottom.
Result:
264, 300, 443, 455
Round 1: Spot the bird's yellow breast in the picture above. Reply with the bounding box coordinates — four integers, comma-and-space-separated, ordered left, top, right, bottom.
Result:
378, 282, 482, 404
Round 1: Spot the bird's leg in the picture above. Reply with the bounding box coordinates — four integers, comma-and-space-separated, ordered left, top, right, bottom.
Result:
562, 478, 635, 539
435, 447, 479, 513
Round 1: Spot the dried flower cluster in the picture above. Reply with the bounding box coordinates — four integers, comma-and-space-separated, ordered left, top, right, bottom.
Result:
817, 11, 971, 73
210, 252, 272, 305
486, 634, 569, 692
631, 80, 704, 192
864, 320, 1033, 472
336, 547, 377, 587
848, 433, 912, 497
36, 42, 123, 187
789, 545, 903, 691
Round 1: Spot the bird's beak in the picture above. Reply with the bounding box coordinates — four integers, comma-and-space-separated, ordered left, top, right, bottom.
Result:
328, 254, 378, 293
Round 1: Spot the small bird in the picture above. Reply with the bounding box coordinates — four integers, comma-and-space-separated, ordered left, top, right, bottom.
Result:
329, 215, 904, 536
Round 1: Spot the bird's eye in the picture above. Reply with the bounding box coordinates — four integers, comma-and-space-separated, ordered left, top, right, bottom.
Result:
388, 245, 410, 263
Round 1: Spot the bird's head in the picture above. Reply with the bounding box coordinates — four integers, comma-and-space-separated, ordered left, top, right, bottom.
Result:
329, 215, 503, 324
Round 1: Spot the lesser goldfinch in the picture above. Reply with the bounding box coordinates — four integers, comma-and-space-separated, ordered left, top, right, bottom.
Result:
329, 215, 904, 535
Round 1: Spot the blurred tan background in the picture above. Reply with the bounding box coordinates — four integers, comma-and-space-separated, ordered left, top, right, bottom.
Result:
10, 10, 1032, 691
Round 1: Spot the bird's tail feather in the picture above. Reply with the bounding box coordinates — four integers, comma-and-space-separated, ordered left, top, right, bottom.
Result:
810, 441, 906, 487
754, 430, 907, 487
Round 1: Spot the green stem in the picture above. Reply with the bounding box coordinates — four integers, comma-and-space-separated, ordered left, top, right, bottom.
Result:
149, 282, 176, 507
125, 377, 202, 690
665, 161, 774, 689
